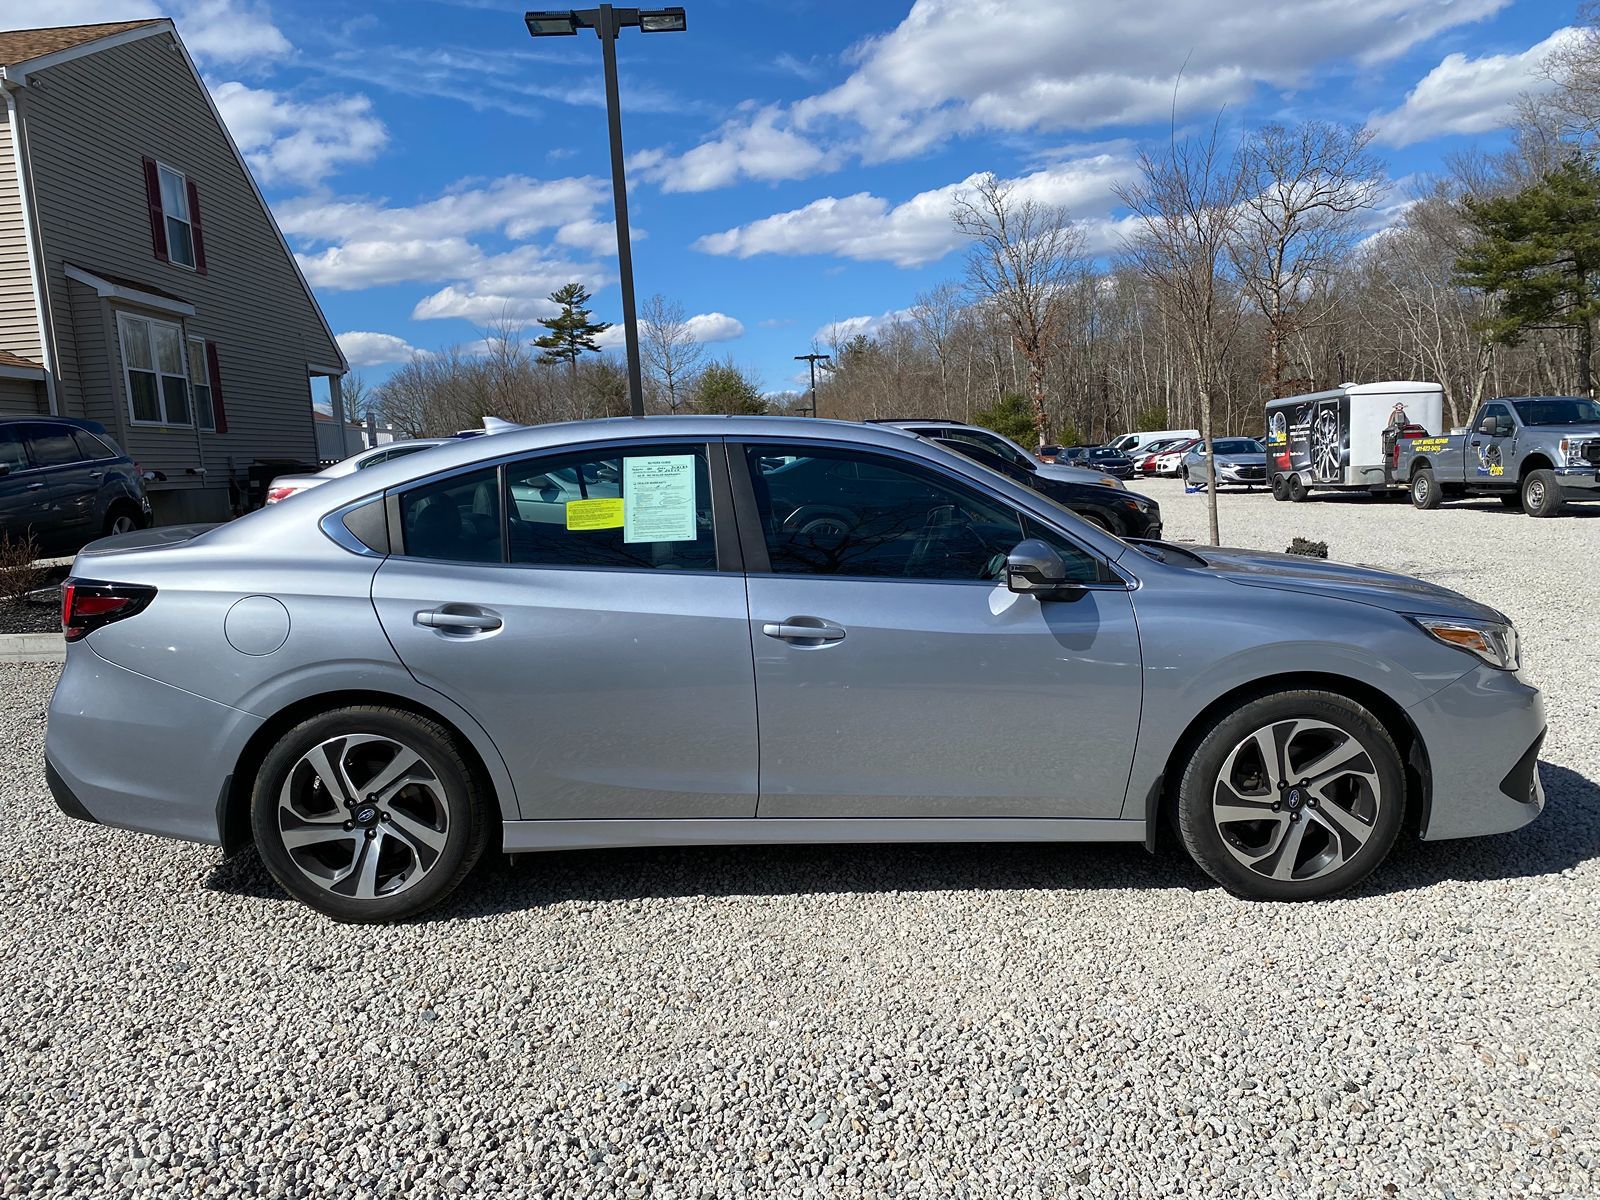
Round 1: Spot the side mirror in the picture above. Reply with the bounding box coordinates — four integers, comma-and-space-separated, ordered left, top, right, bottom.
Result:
1006, 538, 1080, 598
1477, 417, 1497, 435
0, 463, 9, 478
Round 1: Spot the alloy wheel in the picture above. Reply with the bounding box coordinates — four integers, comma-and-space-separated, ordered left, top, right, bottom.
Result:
110, 514, 138, 534
276, 734, 449, 900
1211, 719, 1382, 883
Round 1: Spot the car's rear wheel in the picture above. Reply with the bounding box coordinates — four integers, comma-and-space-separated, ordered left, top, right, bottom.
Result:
251, 707, 490, 922
1270, 475, 1288, 501
1176, 690, 1404, 900
103, 503, 144, 536
1410, 469, 1441, 510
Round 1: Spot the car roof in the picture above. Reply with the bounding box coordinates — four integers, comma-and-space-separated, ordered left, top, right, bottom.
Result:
0, 415, 108, 434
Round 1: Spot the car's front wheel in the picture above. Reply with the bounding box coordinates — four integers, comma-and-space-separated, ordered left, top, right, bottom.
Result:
1176, 690, 1405, 900
251, 707, 490, 922
1521, 469, 1564, 518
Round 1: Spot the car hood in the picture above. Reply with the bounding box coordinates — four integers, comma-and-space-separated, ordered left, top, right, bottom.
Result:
1036, 463, 1125, 489
1193, 453, 1266, 466
1156, 542, 1504, 620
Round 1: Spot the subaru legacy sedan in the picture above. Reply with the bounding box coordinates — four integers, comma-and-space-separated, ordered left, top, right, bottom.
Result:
46, 417, 1544, 921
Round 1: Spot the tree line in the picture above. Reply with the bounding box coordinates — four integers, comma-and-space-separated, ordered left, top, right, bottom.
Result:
365, 8, 1600, 457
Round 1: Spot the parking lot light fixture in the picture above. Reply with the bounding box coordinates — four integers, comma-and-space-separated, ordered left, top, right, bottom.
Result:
524, 6, 688, 418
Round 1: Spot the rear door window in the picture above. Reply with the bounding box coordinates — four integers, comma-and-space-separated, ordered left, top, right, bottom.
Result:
398, 468, 503, 563
0, 427, 27, 474
505, 444, 716, 571
22, 424, 81, 467
70, 429, 118, 460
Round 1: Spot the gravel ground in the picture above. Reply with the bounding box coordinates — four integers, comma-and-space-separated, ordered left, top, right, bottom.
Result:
3, 485, 1598, 1199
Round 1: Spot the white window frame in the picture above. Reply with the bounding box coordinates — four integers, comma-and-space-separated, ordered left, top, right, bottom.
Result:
157, 160, 196, 271
117, 311, 193, 427
188, 336, 215, 432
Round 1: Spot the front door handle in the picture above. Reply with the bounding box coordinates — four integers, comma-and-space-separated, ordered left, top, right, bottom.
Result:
416, 607, 502, 633
762, 617, 846, 644
26, 482, 45, 491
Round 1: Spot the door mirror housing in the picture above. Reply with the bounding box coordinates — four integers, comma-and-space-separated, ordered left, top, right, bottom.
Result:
1477, 416, 1498, 435
1006, 538, 1081, 598
0, 462, 9, 478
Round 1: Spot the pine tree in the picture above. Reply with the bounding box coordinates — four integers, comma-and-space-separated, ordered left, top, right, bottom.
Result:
1456, 158, 1600, 395
691, 360, 766, 414
533, 283, 612, 406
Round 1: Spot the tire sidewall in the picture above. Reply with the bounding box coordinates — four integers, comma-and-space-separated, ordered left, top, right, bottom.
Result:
1522, 470, 1561, 518
1176, 690, 1406, 901
251, 707, 486, 922
1411, 470, 1437, 509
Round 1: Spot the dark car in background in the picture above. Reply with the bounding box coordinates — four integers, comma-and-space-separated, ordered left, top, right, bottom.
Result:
933, 439, 1161, 538
0, 417, 150, 555
1060, 445, 1137, 479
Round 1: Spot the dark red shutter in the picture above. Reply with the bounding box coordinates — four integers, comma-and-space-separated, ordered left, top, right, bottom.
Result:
186, 179, 207, 275
206, 341, 227, 433
142, 157, 169, 262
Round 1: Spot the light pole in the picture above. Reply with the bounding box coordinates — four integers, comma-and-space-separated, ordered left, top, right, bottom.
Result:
525, 6, 686, 418
794, 352, 829, 417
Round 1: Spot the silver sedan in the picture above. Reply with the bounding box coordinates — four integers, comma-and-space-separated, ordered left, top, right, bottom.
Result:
1182, 437, 1270, 489
46, 417, 1544, 920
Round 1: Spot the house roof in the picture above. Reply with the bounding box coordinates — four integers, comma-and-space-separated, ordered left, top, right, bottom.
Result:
0, 21, 165, 68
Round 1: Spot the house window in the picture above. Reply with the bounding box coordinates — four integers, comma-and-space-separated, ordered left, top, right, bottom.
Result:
158, 163, 196, 269
118, 313, 192, 426
189, 337, 215, 431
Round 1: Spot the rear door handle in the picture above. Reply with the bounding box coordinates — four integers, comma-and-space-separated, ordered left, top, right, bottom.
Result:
762, 617, 846, 643
416, 607, 502, 632
25, 482, 45, 491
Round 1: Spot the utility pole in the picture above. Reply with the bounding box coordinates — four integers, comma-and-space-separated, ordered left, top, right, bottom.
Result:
794, 352, 830, 417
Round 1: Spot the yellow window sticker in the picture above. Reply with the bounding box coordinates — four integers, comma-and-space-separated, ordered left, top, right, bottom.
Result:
565, 497, 625, 531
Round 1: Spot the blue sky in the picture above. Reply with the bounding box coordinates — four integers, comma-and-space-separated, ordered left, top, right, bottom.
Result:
11, 0, 1583, 392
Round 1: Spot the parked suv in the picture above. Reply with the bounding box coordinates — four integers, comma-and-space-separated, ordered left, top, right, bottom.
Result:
0, 417, 150, 554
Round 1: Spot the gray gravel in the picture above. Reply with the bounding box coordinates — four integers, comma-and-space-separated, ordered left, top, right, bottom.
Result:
3, 484, 1598, 1199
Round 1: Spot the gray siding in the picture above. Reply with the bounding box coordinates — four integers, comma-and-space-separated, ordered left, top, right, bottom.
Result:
0, 111, 44, 364
0, 377, 44, 415
18, 29, 340, 496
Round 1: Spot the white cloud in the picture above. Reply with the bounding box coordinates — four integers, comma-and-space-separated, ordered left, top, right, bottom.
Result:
637, 105, 829, 192
212, 81, 386, 185
815, 309, 916, 345
297, 238, 482, 292
276, 176, 608, 247
639, 0, 1508, 189
0, 1, 290, 64
554, 218, 647, 256
336, 331, 428, 366
695, 156, 1139, 269
410, 246, 611, 324
1369, 28, 1578, 147
684, 312, 744, 343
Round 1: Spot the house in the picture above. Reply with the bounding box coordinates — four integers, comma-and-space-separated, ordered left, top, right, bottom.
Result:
0, 19, 348, 522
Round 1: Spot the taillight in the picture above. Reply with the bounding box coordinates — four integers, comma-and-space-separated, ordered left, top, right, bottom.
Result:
62, 579, 157, 642
265, 485, 298, 504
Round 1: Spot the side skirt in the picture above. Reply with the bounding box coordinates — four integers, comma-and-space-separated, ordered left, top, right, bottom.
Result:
502, 817, 1146, 853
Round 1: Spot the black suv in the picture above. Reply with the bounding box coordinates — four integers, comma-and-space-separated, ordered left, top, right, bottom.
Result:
934, 438, 1161, 539
0, 417, 151, 555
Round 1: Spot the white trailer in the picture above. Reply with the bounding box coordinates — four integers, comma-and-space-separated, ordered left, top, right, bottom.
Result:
1265, 381, 1444, 502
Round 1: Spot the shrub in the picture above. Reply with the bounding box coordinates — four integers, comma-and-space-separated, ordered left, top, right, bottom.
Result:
0, 531, 45, 600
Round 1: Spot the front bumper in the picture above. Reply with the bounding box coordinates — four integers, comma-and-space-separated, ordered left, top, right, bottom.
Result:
1408, 664, 1546, 840
1552, 465, 1600, 493
44, 643, 262, 846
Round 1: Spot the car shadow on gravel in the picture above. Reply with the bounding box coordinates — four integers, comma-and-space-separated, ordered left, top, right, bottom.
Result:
1353, 762, 1600, 897
202, 763, 1598, 917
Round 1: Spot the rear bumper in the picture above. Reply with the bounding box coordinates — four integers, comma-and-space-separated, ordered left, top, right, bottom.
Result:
1408, 665, 1546, 840
44, 643, 262, 846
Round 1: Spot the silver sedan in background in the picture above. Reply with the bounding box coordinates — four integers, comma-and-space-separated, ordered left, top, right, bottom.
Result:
1182, 437, 1270, 489
46, 417, 1544, 921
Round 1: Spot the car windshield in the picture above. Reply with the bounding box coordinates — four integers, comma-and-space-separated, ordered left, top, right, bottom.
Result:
1213, 439, 1263, 454
1088, 448, 1121, 459
1511, 397, 1600, 426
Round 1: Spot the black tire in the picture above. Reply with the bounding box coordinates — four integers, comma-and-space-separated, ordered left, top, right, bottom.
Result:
1521, 469, 1564, 518
251, 706, 491, 922
1498, 493, 1523, 511
1410, 468, 1441, 510
1176, 689, 1405, 901
1082, 512, 1114, 534
1286, 473, 1308, 503
1270, 474, 1288, 501
103, 502, 145, 536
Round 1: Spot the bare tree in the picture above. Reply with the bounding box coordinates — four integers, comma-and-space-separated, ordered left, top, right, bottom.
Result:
952, 174, 1083, 444
1520, 7, 1600, 147
1117, 113, 1248, 546
1231, 121, 1387, 396
640, 293, 705, 413
907, 282, 966, 418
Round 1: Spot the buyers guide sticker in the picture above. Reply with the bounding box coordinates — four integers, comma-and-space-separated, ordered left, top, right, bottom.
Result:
623, 455, 696, 543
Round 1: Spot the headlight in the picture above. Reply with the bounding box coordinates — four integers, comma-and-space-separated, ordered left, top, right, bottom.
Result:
1408, 615, 1520, 671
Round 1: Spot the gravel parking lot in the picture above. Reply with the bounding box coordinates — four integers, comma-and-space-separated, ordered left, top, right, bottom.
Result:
3, 483, 1597, 1199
